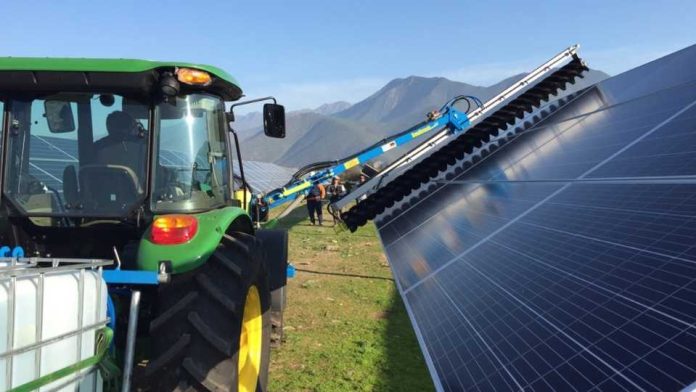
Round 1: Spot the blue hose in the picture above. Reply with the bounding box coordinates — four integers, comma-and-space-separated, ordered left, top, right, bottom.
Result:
11, 246, 24, 258
106, 294, 116, 351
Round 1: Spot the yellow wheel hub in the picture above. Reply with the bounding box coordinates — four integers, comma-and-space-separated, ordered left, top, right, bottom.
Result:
238, 285, 263, 392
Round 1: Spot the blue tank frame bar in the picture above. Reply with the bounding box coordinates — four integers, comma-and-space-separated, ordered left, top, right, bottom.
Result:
263, 106, 470, 208
103, 269, 159, 285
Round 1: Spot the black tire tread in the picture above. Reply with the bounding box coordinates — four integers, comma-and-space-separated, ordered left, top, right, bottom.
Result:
143, 334, 191, 378
150, 292, 198, 332
212, 251, 242, 277
222, 233, 251, 255
183, 357, 227, 391
187, 311, 233, 356
196, 273, 238, 313
135, 230, 271, 392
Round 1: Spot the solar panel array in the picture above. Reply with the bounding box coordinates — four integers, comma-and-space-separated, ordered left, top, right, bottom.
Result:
27, 136, 293, 195
376, 45, 696, 391
237, 160, 296, 193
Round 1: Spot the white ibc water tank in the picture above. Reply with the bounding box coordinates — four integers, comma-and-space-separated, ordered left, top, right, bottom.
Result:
0, 262, 107, 391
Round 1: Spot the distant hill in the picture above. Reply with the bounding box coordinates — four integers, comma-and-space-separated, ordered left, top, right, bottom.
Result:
275, 117, 380, 167
334, 77, 490, 127
232, 111, 264, 141
233, 101, 352, 142
314, 101, 351, 115
241, 111, 327, 162
238, 69, 609, 167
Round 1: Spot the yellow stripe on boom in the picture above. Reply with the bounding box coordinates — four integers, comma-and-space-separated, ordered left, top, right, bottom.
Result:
343, 158, 360, 170
282, 181, 311, 196
411, 124, 436, 138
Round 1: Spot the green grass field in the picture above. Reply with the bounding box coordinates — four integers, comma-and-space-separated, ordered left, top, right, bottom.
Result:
268, 206, 435, 392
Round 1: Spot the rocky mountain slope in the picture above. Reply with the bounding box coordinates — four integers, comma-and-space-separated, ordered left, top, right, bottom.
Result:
238, 70, 608, 167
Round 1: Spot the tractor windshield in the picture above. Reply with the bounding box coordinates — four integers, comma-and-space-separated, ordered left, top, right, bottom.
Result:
151, 93, 230, 212
3, 93, 150, 219
2, 91, 231, 220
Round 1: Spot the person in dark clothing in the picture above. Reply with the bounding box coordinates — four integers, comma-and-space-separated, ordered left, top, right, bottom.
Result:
306, 183, 326, 225
93, 111, 147, 181
326, 176, 347, 225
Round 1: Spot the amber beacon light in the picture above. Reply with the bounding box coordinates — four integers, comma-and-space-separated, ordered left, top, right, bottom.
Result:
176, 68, 213, 86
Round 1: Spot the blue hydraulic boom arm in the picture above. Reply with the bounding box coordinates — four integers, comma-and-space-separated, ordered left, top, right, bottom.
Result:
261, 96, 481, 209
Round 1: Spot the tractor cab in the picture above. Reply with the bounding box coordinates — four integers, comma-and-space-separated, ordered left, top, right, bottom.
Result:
0, 58, 284, 259
0, 59, 290, 391
4, 91, 233, 218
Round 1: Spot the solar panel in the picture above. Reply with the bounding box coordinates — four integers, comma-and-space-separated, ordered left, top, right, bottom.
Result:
376, 45, 696, 391
234, 160, 296, 193
27, 135, 79, 192
27, 135, 294, 196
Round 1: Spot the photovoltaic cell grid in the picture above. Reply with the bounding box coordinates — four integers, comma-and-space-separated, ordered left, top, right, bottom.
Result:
236, 160, 297, 193
28, 135, 79, 191
26, 136, 293, 194
376, 44, 696, 392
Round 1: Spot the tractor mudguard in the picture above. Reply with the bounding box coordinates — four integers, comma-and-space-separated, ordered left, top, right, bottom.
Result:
136, 206, 252, 274
255, 228, 289, 347
255, 229, 289, 292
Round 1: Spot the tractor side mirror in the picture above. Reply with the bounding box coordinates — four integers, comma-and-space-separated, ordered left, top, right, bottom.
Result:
44, 100, 76, 133
263, 103, 285, 138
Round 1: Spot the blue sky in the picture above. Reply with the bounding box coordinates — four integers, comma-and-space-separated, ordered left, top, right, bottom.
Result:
2, 0, 694, 111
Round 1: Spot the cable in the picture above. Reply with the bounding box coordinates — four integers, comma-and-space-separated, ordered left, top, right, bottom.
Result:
439, 95, 483, 115
291, 160, 339, 181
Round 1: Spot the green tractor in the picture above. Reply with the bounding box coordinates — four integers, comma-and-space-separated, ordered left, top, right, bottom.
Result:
0, 58, 289, 391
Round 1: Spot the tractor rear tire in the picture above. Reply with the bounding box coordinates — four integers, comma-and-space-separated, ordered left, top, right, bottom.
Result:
136, 231, 271, 392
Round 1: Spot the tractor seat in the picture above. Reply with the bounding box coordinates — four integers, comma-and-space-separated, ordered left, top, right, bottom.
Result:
78, 164, 142, 212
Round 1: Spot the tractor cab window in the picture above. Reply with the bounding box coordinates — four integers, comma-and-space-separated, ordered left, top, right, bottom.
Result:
152, 94, 229, 212
3, 93, 150, 219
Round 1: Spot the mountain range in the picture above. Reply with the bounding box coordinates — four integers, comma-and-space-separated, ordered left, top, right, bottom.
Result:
235, 70, 609, 167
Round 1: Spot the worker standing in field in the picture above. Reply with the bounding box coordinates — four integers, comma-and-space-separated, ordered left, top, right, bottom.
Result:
306, 183, 326, 225
326, 176, 347, 225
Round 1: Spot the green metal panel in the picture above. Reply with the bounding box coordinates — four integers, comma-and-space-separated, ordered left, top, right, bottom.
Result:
0, 57, 241, 92
136, 207, 250, 274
